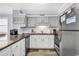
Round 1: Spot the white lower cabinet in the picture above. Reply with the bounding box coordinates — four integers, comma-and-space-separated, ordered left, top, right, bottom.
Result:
10, 41, 21, 56
20, 38, 25, 56
0, 38, 25, 56
30, 38, 37, 48
0, 47, 10, 56
30, 35, 54, 49
10, 38, 25, 56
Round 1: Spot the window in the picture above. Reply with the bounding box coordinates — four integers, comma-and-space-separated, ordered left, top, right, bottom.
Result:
0, 18, 8, 34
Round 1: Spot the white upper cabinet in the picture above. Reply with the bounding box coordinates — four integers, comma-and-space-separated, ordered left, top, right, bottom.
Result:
28, 17, 48, 27
13, 15, 25, 24
28, 17, 58, 27
48, 17, 59, 27
13, 10, 27, 27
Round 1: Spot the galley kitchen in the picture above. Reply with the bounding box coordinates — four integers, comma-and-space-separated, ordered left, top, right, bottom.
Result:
0, 3, 79, 56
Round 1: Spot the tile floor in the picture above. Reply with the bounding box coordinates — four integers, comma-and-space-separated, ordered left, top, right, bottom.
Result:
27, 49, 58, 56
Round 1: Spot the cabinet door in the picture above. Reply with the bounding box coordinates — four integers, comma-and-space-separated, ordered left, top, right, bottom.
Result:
10, 42, 20, 56
48, 35, 54, 48
38, 35, 54, 48
43, 37, 49, 48
30, 38, 37, 48
30, 36, 34, 48
36, 35, 41, 48
0, 47, 10, 56
30, 35, 38, 48
20, 38, 25, 56
40, 35, 49, 48
35, 35, 47, 48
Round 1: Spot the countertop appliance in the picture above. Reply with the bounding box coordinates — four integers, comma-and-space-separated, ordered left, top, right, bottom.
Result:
10, 29, 18, 35
59, 6, 79, 56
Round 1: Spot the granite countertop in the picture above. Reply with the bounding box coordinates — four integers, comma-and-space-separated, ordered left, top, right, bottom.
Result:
0, 33, 54, 51
0, 34, 30, 51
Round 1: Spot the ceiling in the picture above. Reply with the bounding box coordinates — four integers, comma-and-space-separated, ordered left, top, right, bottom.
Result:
0, 3, 73, 16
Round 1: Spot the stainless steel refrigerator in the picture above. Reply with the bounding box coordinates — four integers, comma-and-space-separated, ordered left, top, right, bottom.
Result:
59, 4, 79, 56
